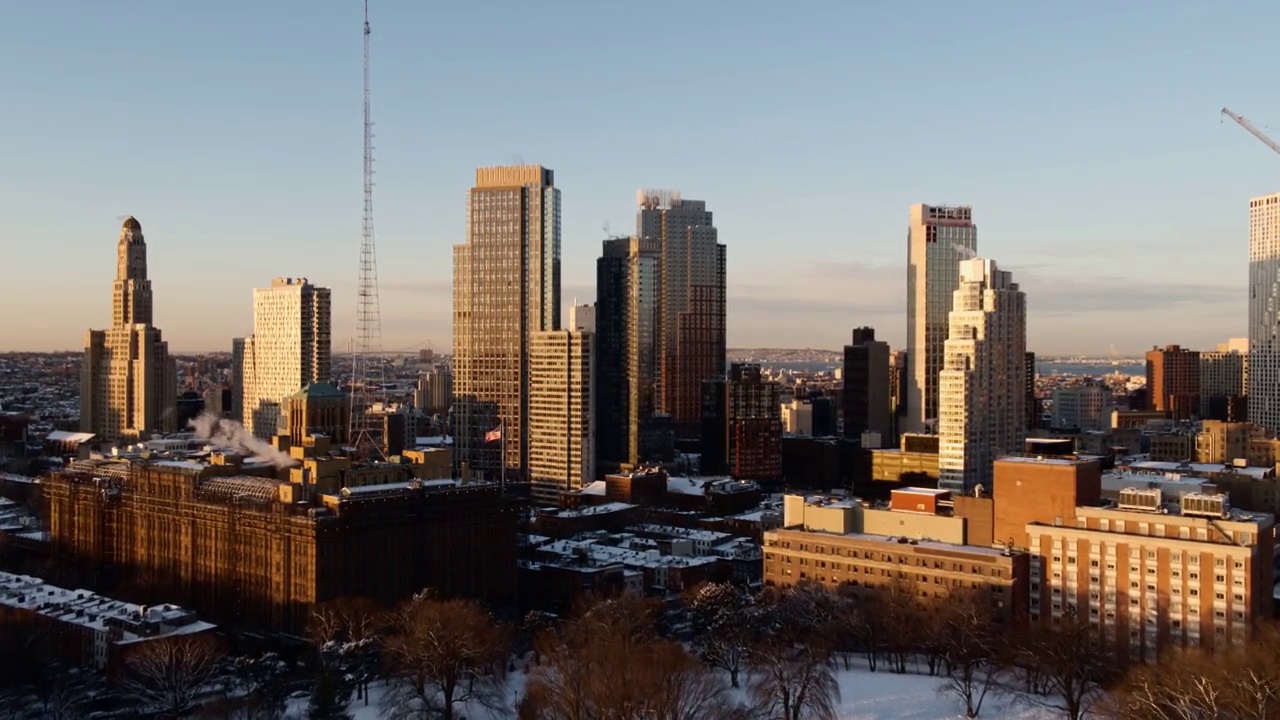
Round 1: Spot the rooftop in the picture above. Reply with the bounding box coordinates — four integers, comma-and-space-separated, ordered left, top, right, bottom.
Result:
46, 430, 97, 445
292, 382, 344, 400
0, 571, 213, 643
997, 455, 1093, 466
1125, 460, 1272, 480
541, 502, 635, 519
768, 528, 1015, 558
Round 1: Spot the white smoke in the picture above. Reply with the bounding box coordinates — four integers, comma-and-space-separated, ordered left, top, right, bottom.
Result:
188, 412, 298, 469
951, 242, 978, 260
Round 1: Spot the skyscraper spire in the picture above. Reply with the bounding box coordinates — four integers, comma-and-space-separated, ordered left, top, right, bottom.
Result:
350, 0, 386, 459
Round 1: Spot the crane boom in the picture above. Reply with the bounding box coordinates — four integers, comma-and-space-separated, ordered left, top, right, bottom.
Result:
1222, 107, 1280, 158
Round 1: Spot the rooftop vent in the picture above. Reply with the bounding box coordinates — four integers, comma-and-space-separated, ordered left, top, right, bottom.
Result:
1181, 492, 1230, 519
1118, 487, 1163, 513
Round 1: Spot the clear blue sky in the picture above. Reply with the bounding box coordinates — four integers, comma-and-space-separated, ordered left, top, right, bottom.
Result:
3, 0, 1279, 355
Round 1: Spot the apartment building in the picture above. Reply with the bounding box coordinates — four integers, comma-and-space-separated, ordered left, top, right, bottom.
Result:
993, 456, 1275, 661
1146, 344, 1200, 421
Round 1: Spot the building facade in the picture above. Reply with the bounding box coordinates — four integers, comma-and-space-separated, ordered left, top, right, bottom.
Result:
842, 327, 890, 441
993, 456, 1274, 660
725, 363, 782, 480
528, 330, 595, 506
906, 204, 977, 433
453, 166, 561, 480
638, 190, 725, 443
415, 365, 453, 417
1251, 194, 1280, 432
595, 236, 665, 471
1025, 352, 1041, 429
240, 277, 332, 438
81, 217, 177, 443
1051, 381, 1112, 432
1200, 342, 1246, 422
938, 259, 1026, 493
1146, 344, 1200, 421
43, 458, 521, 634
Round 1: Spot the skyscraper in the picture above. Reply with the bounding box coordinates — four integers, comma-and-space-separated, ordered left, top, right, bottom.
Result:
595, 236, 664, 471
1250, 193, 1280, 431
240, 277, 332, 438
638, 190, 726, 443
841, 327, 890, 441
938, 258, 1026, 493
906, 204, 977, 433
81, 217, 177, 443
453, 165, 560, 480
527, 329, 594, 506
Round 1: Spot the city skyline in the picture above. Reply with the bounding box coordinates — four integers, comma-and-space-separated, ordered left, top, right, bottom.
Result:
3, 1, 1280, 355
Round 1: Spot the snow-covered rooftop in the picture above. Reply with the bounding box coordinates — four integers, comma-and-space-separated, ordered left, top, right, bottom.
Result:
541, 502, 634, 518
0, 571, 214, 643
631, 523, 734, 544
45, 430, 97, 444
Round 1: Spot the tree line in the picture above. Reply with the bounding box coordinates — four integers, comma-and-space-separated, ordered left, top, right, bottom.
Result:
3, 579, 1280, 719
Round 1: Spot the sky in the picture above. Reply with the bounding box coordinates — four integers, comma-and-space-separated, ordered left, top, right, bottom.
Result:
2, 0, 1279, 356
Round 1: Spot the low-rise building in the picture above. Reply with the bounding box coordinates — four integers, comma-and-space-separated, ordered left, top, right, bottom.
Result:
0, 572, 215, 676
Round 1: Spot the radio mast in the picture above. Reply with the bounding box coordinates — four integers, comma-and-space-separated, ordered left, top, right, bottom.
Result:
350, 0, 386, 459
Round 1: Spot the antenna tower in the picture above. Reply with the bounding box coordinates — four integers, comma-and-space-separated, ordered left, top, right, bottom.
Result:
350, 0, 386, 460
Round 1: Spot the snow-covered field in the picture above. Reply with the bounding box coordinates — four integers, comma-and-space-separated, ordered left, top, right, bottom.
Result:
286, 665, 1060, 719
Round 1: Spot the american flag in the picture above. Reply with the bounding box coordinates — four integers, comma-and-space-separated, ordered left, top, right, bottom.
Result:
484, 425, 503, 443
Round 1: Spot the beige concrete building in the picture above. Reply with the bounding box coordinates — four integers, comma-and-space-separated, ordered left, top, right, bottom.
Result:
765, 489, 1027, 623
81, 217, 177, 444
938, 258, 1026, 492
239, 278, 332, 438
453, 166, 560, 481
906, 204, 977, 433
528, 330, 594, 506
1050, 381, 1111, 432
1200, 344, 1246, 415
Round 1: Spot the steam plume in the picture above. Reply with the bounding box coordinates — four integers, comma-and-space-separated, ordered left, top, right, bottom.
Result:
189, 412, 298, 469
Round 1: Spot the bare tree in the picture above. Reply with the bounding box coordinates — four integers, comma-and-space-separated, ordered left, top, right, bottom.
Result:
121, 634, 224, 719
380, 591, 509, 720
1014, 607, 1120, 720
1104, 624, 1280, 720
863, 575, 921, 675
213, 652, 290, 720
937, 589, 1004, 719
687, 581, 759, 687
522, 595, 740, 720
309, 596, 386, 706
747, 637, 840, 720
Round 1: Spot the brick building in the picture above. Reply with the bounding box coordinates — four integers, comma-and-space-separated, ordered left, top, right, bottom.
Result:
1146, 344, 1201, 421
42, 458, 521, 634
995, 456, 1275, 661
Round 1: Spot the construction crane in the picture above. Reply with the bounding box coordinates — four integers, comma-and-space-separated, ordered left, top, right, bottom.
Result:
1221, 107, 1280, 158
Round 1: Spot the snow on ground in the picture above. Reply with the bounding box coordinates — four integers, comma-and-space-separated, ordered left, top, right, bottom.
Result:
823, 670, 1056, 720
286, 665, 1058, 719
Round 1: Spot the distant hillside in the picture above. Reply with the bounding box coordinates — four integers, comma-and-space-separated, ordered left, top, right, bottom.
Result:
727, 348, 841, 364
